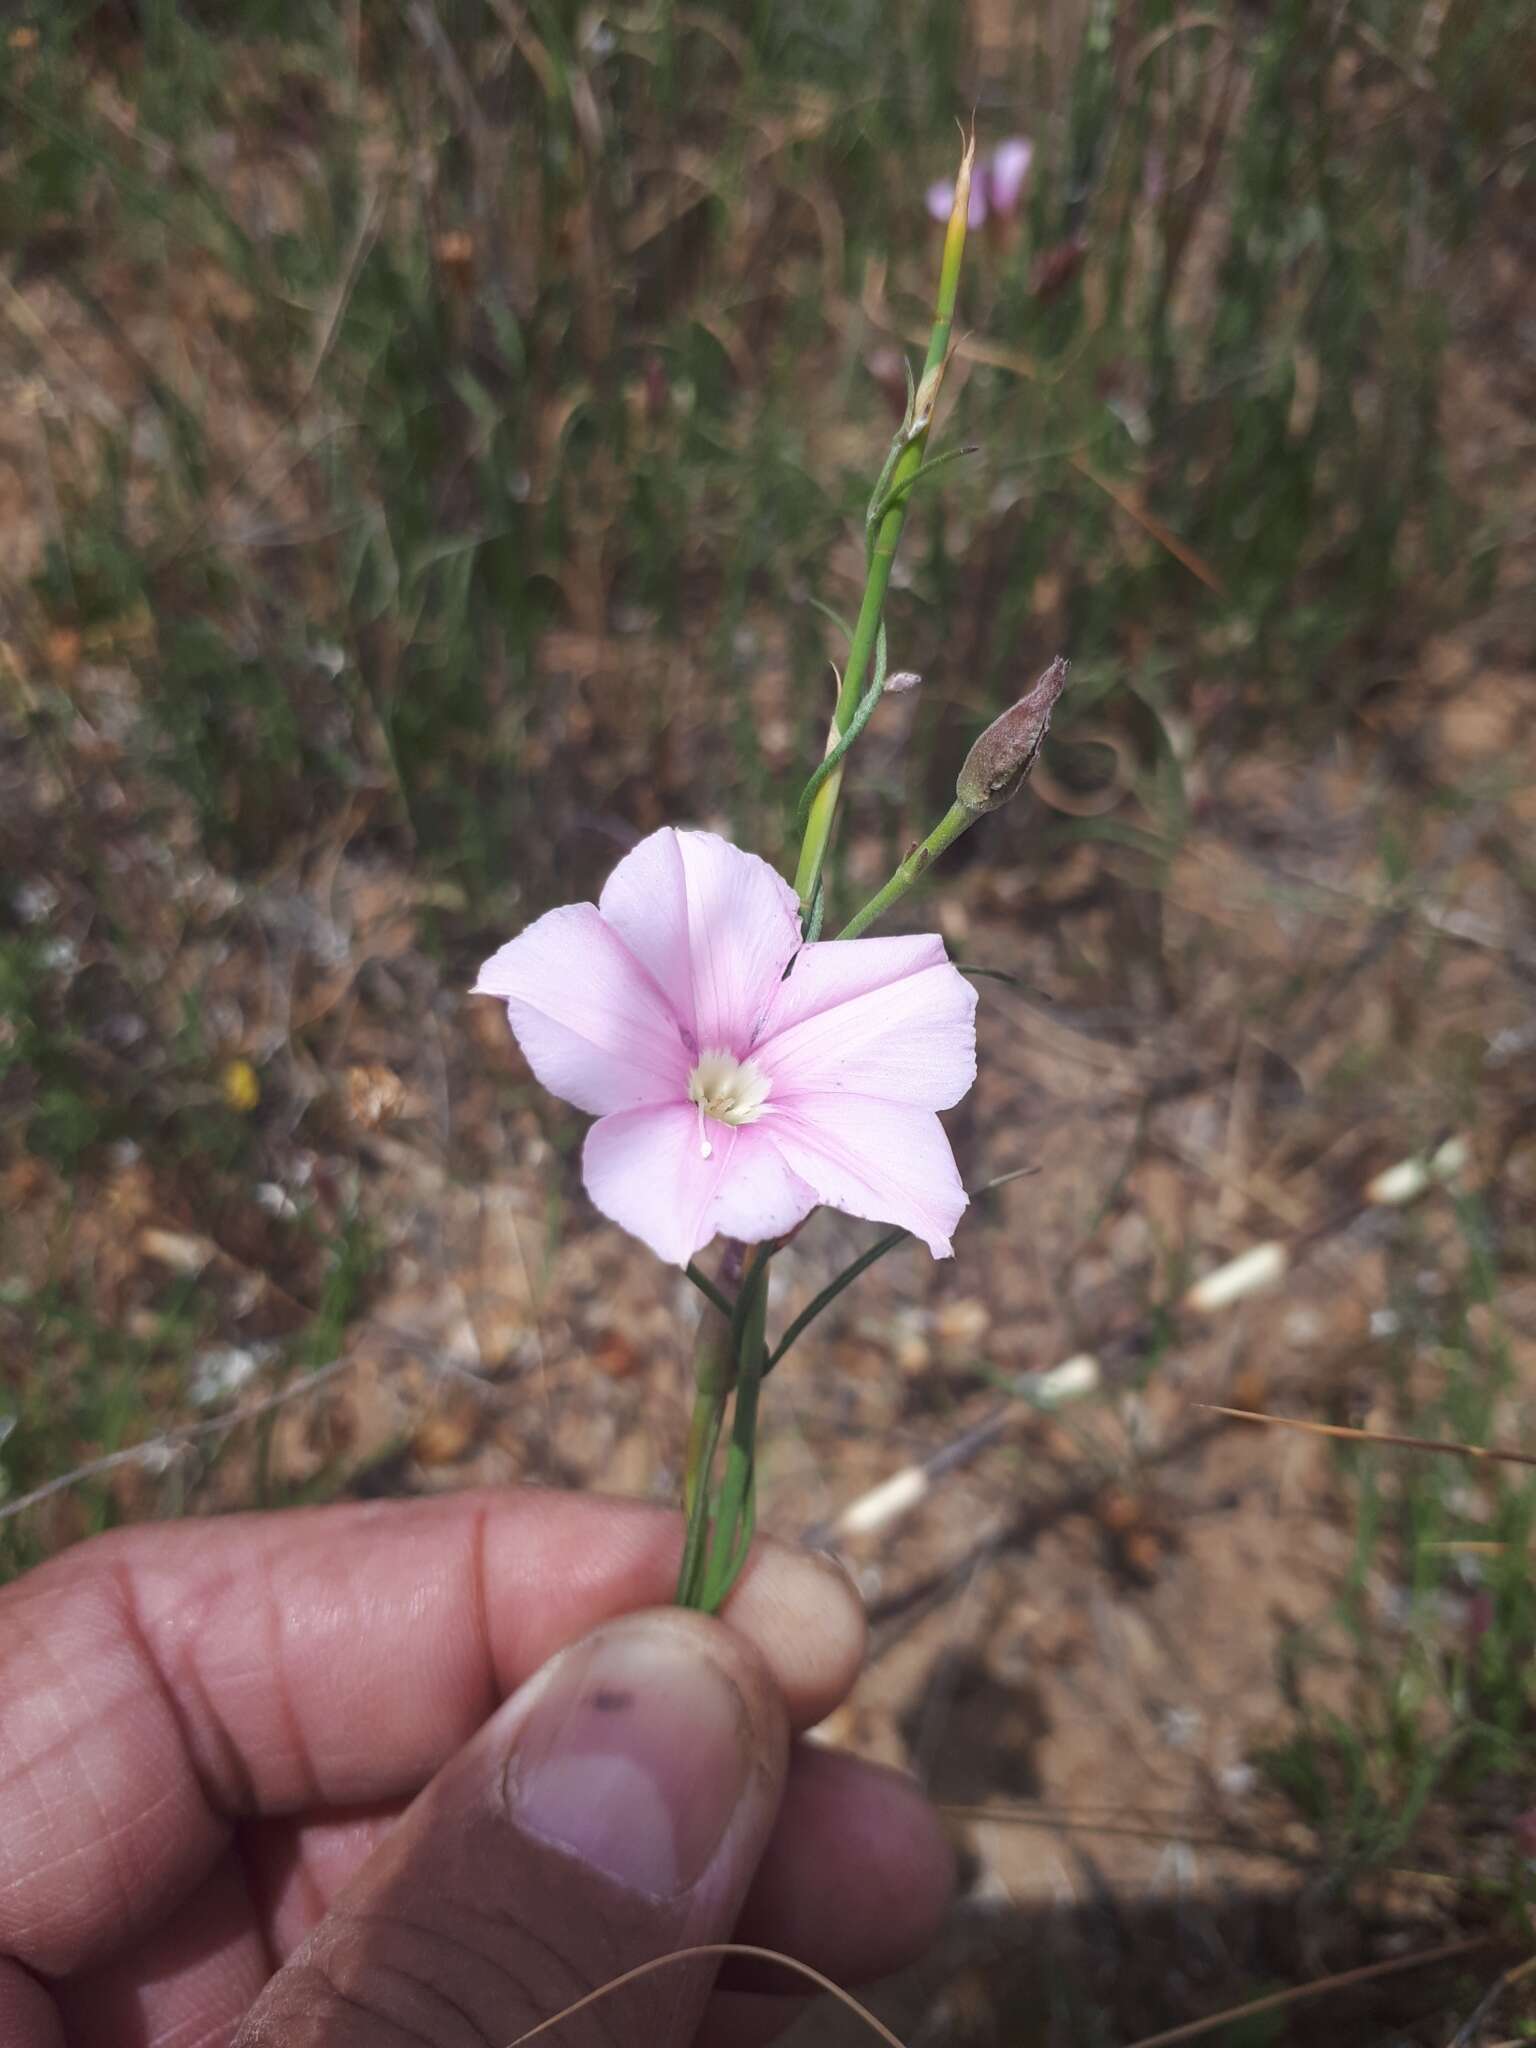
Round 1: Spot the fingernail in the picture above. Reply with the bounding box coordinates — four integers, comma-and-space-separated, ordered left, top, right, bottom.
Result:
506, 1621, 751, 1899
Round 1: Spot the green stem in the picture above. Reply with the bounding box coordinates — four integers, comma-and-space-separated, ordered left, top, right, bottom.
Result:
790, 141, 973, 919
836, 799, 977, 940
699, 1254, 770, 1612
682, 1367, 724, 1522
675, 1242, 744, 1608
675, 1381, 725, 1608
677, 147, 979, 1606
793, 624, 887, 837
675, 1244, 777, 1613
791, 489, 910, 913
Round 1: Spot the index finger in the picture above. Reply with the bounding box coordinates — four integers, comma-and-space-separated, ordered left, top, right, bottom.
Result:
0, 1490, 863, 1979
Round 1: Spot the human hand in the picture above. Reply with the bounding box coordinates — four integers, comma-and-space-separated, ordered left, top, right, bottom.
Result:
0, 1490, 953, 2046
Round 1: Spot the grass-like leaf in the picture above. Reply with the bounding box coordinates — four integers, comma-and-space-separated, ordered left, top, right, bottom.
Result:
683, 1261, 734, 1321
765, 1228, 910, 1376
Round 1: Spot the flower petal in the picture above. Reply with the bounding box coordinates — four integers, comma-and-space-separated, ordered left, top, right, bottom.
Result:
924, 177, 957, 223
988, 136, 1034, 218
753, 934, 977, 1109
473, 904, 687, 1116
594, 831, 698, 1041
708, 1126, 820, 1247
598, 828, 802, 1056
583, 1105, 817, 1264
765, 1095, 968, 1257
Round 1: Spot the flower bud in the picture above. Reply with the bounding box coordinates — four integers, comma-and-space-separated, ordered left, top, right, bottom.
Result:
955, 656, 1069, 815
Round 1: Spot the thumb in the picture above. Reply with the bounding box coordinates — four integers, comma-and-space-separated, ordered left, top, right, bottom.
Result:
234, 1608, 789, 2048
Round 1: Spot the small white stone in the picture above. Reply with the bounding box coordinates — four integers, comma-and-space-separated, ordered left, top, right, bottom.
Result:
1161, 1706, 1203, 1749
13, 879, 59, 924
188, 1343, 276, 1407
41, 937, 80, 975
1183, 1242, 1287, 1314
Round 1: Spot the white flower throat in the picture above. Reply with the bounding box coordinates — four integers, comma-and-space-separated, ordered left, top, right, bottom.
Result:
687, 1049, 771, 1158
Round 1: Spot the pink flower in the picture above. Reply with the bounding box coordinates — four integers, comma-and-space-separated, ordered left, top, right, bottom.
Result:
987, 137, 1035, 218
926, 136, 1034, 227
474, 828, 977, 1265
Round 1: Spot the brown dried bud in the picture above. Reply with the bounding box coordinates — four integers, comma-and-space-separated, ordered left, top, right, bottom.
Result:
955, 656, 1069, 815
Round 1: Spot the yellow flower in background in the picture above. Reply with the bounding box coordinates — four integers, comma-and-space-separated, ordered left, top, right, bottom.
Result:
220, 1059, 260, 1113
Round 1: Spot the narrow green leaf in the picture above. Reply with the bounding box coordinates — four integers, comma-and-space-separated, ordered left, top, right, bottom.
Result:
699, 1256, 770, 1611
765, 1227, 909, 1375
800, 875, 826, 943
958, 963, 1032, 988
807, 595, 856, 645
763, 1171, 1037, 1377
684, 1261, 734, 1321
868, 443, 978, 525
675, 1388, 725, 1608
793, 620, 888, 836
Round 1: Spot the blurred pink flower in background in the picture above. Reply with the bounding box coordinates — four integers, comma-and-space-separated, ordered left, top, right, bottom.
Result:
927, 136, 1034, 227
475, 828, 976, 1264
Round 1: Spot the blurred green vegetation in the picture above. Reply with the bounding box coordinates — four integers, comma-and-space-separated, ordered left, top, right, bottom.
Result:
3, 0, 1525, 905
1261, 1195, 1536, 1902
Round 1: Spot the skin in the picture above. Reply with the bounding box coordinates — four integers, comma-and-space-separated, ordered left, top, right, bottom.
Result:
0, 1490, 955, 2047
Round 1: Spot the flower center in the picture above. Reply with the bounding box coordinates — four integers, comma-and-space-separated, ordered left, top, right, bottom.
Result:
687, 1049, 771, 1159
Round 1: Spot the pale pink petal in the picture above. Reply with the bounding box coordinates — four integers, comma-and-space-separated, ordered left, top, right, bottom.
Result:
707, 1126, 820, 1247
758, 933, 947, 1039
594, 830, 698, 1040
474, 904, 687, 1116
584, 1104, 721, 1263
988, 137, 1034, 218
766, 1095, 968, 1257
669, 832, 803, 1052
598, 828, 801, 1056
752, 934, 977, 1109
584, 1105, 816, 1264
924, 177, 957, 223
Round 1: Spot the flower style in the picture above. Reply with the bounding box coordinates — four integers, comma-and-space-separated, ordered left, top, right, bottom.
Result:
474, 828, 978, 1265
